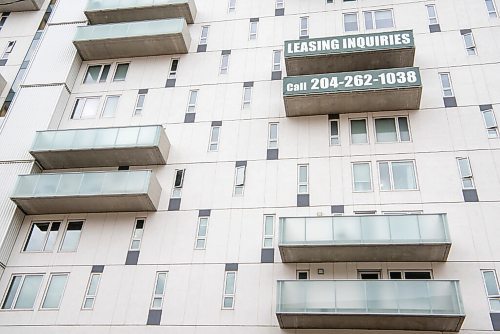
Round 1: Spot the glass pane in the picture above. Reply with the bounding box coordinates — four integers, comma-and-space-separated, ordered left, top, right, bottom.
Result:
33, 131, 55, 151
282, 218, 305, 243
392, 162, 417, 190
175, 170, 184, 188
60, 221, 83, 252
210, 127, 220, 142
364, 12, 374, 30
263, 238, 273, 248
34, 174, 60, 196
344, 13, 358, 32
269, 124, 278, 140
155, 273, 167, 295
298, 165, 308, 183
483, 271, 500, 296
79, 173, 104, 195
14, 175, 38, 197
235, 167, 245, 186
137, 126, 158, 146
306, 217, 333, 242
458, 158, 472, 177
336, 281, 366, 311
366, 280, 398, 312
374, 10, 394, 28
52, 130, 76, 150
42, 275, 68, 309
330, 120, 339, 136
195, 239, 206, 249
87, 275, 100, 296
57, 173, 83, 195
100, 65, 110, 82
44, 222, 60, 251
440, 73, 451, 89
419, 214, 447, 241
116, 127, 139, 146
389, 215, 420, 241
429, 281, 460, 314
113, 63, 129, 81
379, 162, 391, 190
84, 65, 101, 84
375, 118, 397, 142
223, 296, 234, 308
398, 117, 411, 141
225, 273, 235, 294
264, 216, 274, 235
73, 129, 95, 149
102, 96, 119, 118
361, 216, 390, 241
351, 119, 367, 144
83, 297, 94, 309
333, 217, 361, 242
490, 298, 500, 312
353, 163, 371, 191
463, 33, 474, 48
462, 178, 474, 189
483, 110, 497, 128
103, 172, 128, 194
427, 5, 436, 19
152, 297, 162, 309
2, 276, 21, 309
198, 218, 208, 236
81, 98, 99, 118
94, 128, 118, 147
136, 95, 145, 109
14, 275, 43, 309
131, 240, 140, 250
24, 223, 49, 251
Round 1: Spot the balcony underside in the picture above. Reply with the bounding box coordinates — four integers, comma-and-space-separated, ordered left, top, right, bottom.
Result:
285, 48, 415, 76
0, 73, 6, 93
12, 194, 159, 214
85, 1, 197, 24
277, 313, 465, 332
284, 87, 422, 117
279, 243, 451, 263
0, 0, 43, 11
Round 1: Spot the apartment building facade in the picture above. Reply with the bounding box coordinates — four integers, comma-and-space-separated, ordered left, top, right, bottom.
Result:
0, 0, 499, 333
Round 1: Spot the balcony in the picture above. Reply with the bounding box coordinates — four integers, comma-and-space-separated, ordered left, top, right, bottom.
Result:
0, 73, 6, 93
73, 18, 190, 60
279, 214, 451, 263
85, 0, 197, 25
30, 125, 170, 169
285, 30, 415, 76
276, 280, 465, 331
283, 67, 422, 117
11, 170, 161, 214
0, 0, 43, 11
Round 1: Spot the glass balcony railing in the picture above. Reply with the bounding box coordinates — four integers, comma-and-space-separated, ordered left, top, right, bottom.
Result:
86, 0, 190, 11
280, 214, 450, 246
277, 280, 464, 315
12, 170, 152, 198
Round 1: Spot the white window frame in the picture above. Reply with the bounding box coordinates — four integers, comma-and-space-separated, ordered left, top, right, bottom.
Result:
83, 64, 111, 84
273, 50, 282, 71
457, 157, 475, 189
262, 215, 275, 249
297, 164, 309, 194
220, 54, 230, 74
1, 274, 44, 310
242, 86, 252, 109
151, 272, 168, 310
378, 160, 418, 191
228, 0, 236, 13
388, 270, 433, 279
23, 221, 61, 253
350, 118, 369, 144
195, 216, 209, 250
133, 93, 146, 116
71, 96, 101, 120
462, 32, 477, 55
439, 72, 454, 97
112, 63, 130, 82
482, 269, 500, 312
481, 107, 499, 138
82, 273, 101, 310
276, 0, 284, 9
199, 25, 209, 45
297, 270, 310, 280
268, 123, 279, 149
234, 166, 246, 196
358, 270, 381, 279
222, 271, 237, 309
172, 169, 185, 198
187, 90, 198, 114
363, 9, 395, 30
209, 125, 221, 152
40, 273, 69, 310
426, 4, 439, 25
168, 58, 179, 79
59, 220, 83, 253
374, 116, 411, 143
352, 162, 373, 192
249, 21, 258, 40
485, 0, 498, 17
101, 95, 120, 118
343, 12, 359, 32
330, 119, 340, 145
129, 218, 145, 251
299, 16, 309, 37
1, 40, 15, 60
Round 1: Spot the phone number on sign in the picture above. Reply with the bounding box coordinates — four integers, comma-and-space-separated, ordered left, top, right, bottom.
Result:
286, 70, 418, 92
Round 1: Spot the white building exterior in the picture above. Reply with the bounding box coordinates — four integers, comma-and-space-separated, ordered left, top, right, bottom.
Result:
0, 0, 499, 333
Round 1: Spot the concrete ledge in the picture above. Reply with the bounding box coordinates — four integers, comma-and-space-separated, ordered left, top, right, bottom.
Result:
0, 0, 43, 11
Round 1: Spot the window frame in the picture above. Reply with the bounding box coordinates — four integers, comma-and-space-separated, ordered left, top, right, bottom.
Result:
220, 54, 230, 74
40, 273, 69, 310
268, 122, 279, 149
23, 221, 61, 253
83, 64, 111, 84
208, 125, 221, 152
1, 40, 15, 60
388, 270, 433, 280
129, 218, 145, 251
70, 96, 101, 120
374, 116, 411, 143
59, 220, 84, 253
150, 271, 168, 310
195, 216, 209, 250
481, 107, 499, 138
101, 95, 120, 118
299, 16, 309, 37
133, 93, 146, 116
1, 274, 44, 310
426, 4, 439, 25
262, 215, 275, 249
168, 58, 179, 79
249, 21, 258, 40
186, 89, 199, 114
82, 273, 101, 310
378, 160, 418, 191
297, 164, 309, 194
234, 166, 246, 196
276, 0, 284, 9
350, 118, 369, 144
343, 12, 359, 32
297, 270, 310, 280
242, 86, 252, 109
272, 50, 282, 72
112, 62, 130, 82
439, 72, 454, 98
222, 271, 237, 309
199, 25, 209, 45
172, 169, 185, 198
329, 119, 340, 146
482, 269, 500, 312
352, 162, 373, 192
462, 32, 477, 55
456, 157, 475, 189
228, 0, 236, 13
485, 0, 498, 17
363, 9, 395, 30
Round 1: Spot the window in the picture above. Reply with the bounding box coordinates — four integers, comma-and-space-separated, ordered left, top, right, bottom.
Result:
101, 95, 119, 118
374, 117, 410, 143
228, 0, 236, 13
249, 21, 258, 40
209, 125, 221, 151
130, 218, 145, 251
482, 107, 499, 138
82, 273, 101, 310
195, 217, 209, 249
457, 157, 474, 189
350, 119, 368, 144
262, 215, 275, 248
343, 13, 358, 32
60, 221, 83, 252
222, 271, 236, 309
1, 41, 15, 60
199, 26, 209, 45
113, 63, 129, 81
439, 73, 454, 97
268, 123, 278, 149
1, 274, 43, 310
297, 164, 309, 194
300, 16, 309, 37
172, 169, 185, 198
168, 58, 179, 79
234, 165, 246, 195
352, 162, 372, 192
220, 53, 230, 74
71, 97, 100, 119
426, 4, 439, 25
482, 270, 500, 312
297, 271, 309, 280
330, 120, 340, 145
364, 10, 394, 30
134, 93, 146, 116
84, 64, 110, 84
359, 271, 381, 279
187, 90, 198, 113
41, 273, 68, 309
24, 221, 60, 252
462, 32, 477, 55
389, 271, 432, 279
378, 161, 417, 191
273, 50, 282, 71
485, 0, 498, 17
276, 0, 284, 9
0, 13, 9, 32
151, 272, 168, 310
242, 86, 252, 109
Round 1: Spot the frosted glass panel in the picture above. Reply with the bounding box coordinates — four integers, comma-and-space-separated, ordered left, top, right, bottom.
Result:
94, 128, 118, 147
57, 173, 82, 195
282, 218, 305, 243
334, 217, 361, 242
389, 215, 420, 241
361, 216, 390, 241
305, 217, 332, 242
116, 127, 139, 146
137, 126, 159, 146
